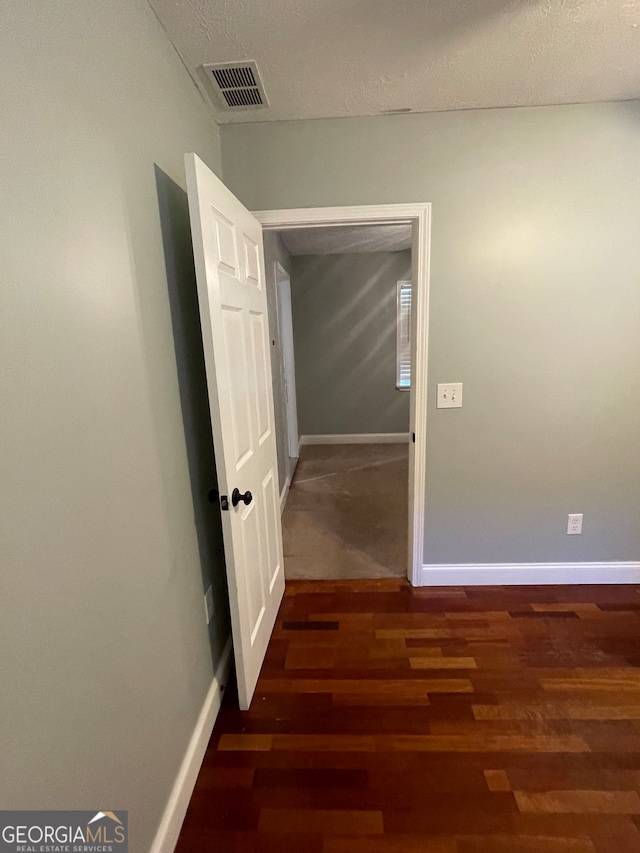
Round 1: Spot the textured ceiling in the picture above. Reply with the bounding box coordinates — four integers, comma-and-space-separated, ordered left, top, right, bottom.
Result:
279, 225, 413, 255
148, 0, 640, 123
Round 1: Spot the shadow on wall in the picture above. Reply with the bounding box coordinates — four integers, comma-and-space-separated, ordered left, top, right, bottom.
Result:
154, 165, 230, 668
291, 251, 411, 435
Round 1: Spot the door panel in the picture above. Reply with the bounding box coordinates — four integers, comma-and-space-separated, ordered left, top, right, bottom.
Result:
262, 469, 282, 590
243, 236, 261, 287
240, 499, 265, 642
250, 312, 272, 444
221, 307, 253, 467
185, 153, 285, 709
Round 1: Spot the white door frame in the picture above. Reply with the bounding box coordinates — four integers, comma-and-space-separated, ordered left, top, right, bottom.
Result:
274, 261, 299, 460
254, 204, 431, 587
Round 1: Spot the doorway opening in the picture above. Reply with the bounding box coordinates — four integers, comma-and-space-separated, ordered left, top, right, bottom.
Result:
256, 205, 431, 586
186, 158, 429, 706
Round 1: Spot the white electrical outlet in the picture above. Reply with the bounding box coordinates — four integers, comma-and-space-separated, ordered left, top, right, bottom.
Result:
204, 585, 215, 623
567, 513, 583, 535
437, 383, 463, 409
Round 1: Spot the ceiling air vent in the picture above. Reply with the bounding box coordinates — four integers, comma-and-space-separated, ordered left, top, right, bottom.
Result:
202, 61, 269, 111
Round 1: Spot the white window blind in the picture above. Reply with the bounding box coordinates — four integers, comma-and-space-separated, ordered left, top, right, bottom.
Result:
396, 281, 412, 390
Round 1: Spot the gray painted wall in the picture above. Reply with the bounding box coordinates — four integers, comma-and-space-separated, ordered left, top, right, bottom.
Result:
1, 0, 230, 849
263, 232, 296, 492
221, 102, 640, 565
291, 252, 411, 435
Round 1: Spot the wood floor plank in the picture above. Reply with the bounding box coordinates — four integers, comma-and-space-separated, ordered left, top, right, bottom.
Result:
476, 704, 640, 722
568, 706, 640, 720
409, 656, 478, 670
218, 734, 274, 751
258, 807, 384, 834
375, 734, 589, 753
542, 671, 640, 692
332, 692, 431, 706
258, 678, 472, 696
322, 835, 457, 852
586, 817, 640, 853
515, 790, 640, 814
457, 836, 596, 853
175, 580, 640, 853
253, 768, 369, 789
273, 734, 377, 752
193, 765, 255, 787
375, 628, 453, 639
285, 647, 337, 669
484, 769, 512, 791
531, 603, 603, 617
444, 611, 513, 621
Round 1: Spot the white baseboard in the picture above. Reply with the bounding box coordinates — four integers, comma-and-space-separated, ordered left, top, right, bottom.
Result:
289, 455, 300, 479
419, 562, 640, 587
300, 433, 410, 446
149, 636, 233, 853
279, 476, 291, 515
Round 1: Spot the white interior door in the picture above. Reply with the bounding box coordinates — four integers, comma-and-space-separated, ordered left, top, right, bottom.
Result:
275, 264, 299, 459
185, 153, 285, 710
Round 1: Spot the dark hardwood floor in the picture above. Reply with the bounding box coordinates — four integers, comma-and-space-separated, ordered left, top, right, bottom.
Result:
176, 579, 640, 852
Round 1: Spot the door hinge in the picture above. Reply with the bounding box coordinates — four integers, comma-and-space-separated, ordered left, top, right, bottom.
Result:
220, 495, 229, 511
412, 432, 416, 443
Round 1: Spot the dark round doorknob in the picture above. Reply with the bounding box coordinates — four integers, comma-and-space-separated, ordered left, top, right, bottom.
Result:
232, 488, 253, 507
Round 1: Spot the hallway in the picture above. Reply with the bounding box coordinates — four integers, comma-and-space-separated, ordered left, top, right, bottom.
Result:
282, 443, 409, 579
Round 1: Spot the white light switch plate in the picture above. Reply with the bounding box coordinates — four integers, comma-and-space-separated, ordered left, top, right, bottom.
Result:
437, 383, 463, 408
